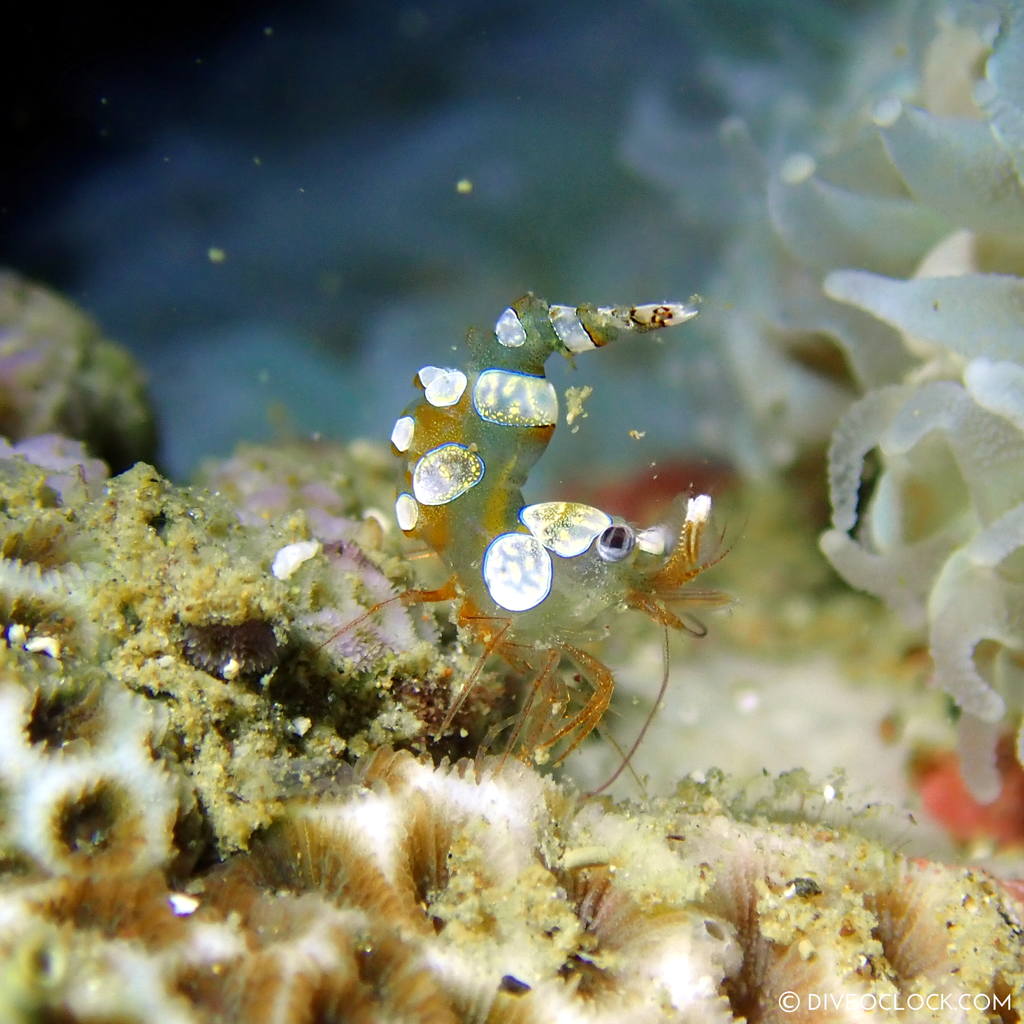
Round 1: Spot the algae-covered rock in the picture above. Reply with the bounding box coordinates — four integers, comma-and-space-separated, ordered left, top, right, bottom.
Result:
0, 271, 156, 470
0, 442, 446, 864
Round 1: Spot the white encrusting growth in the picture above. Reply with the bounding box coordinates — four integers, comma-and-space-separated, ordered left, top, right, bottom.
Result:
168, 893, 201, 916
412, 443, 484, 506
417, 366, 468, 408
473, 369, 558, 427
520, 501, 612, 557
482, 532, 553, 611
24, 635, 60, 659
494, 306, 527, 347
271, 539, 321, 580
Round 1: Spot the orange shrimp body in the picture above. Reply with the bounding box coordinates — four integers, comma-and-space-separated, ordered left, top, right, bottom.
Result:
390, 294, 720, 759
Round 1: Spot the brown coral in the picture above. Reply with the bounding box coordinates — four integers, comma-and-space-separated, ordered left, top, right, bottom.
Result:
2, 752, 1017, 1023
182, 619, 280, 681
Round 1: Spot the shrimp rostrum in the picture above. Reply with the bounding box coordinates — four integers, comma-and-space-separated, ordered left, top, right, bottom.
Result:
389, 294, 726, 763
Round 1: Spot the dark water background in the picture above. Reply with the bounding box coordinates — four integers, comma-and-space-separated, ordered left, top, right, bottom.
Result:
3, 1, 881, 479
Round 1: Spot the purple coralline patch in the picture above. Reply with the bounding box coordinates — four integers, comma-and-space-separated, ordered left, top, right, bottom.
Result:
0, 434, 110, 504
298, 539, 421, 671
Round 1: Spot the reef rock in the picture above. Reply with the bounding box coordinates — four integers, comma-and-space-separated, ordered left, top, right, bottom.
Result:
0, 270, 155, 470
0, 750, 1020, 1022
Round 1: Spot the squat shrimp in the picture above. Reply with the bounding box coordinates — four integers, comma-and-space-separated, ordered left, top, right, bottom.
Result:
389, 294, 725, 764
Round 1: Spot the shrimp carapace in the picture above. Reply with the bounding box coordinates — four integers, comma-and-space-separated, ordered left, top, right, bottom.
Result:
390, 294, 725, 762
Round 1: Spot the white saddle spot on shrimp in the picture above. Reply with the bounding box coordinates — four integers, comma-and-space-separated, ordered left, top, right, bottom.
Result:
412, 444, 484, 505
520, 501, 612, 557
417, 366, 468, 407
548, 304, 596, 353
394, 492, 419, 531
494, 307, 527, 347
482, 532, 553, 611
473, 369, 558, 427
390, 415, 415, 452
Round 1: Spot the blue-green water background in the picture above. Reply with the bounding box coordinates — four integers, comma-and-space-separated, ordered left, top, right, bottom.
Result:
4, 0, 883, 480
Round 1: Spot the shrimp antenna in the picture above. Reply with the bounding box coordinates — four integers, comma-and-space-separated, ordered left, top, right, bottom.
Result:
587, 624, 670, 797
598, 722, 646, 794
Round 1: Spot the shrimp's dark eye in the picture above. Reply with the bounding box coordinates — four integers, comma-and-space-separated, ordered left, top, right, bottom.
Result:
596, 524, 635, 562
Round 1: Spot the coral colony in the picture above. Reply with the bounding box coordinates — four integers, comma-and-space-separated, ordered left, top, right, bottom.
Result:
1, 1, 1024, 1020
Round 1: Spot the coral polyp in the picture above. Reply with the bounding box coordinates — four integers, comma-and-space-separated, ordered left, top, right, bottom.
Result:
0, 751, 1019, 1022
807, 6, 1024, 798
0, 683, 178, 876
181, 619, 280, 681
